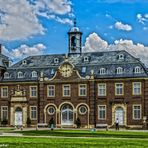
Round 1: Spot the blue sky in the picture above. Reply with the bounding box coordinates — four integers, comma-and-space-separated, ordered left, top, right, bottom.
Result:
0, 0, 148, 65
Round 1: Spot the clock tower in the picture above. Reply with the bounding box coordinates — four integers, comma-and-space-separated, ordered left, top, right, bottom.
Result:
68, 19, 82, 55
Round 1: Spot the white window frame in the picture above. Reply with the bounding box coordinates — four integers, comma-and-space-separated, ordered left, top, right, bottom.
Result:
79, 84, 87, 96
100, 68, 106, 75
4, 72, 9, 79
1, 106, 8, 120
32, 71, 37, 78
18, 71, 23, 78
116, 67, 123, 74
63, 84, 70, 97
118, 54, 124, 60
1, 86, 8, 98
47, 85, 55, 97
47, 106, 55, 115
134, 66, 141, 74
79, 106, 87, 115
133, 105, 141, 120
29, 86, 37, 97
115, 83, 124, 95
54, 58, 59, 64
98, 105, 106, 120
133, 82, 141, 95
98, 83, 106, 96
84, 56, 89, 62
30, 106, 37, 120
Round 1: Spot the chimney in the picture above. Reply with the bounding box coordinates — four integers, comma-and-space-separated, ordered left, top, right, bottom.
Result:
0, 44, 2, 54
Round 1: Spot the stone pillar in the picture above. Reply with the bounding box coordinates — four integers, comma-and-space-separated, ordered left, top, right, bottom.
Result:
10, 107, 14, 126
23, 106, 27, 127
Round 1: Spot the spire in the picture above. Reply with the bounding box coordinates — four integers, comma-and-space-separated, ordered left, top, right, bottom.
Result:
74, 18, 76, 27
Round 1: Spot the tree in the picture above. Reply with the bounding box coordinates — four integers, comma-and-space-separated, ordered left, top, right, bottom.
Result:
75, 117, 81, 128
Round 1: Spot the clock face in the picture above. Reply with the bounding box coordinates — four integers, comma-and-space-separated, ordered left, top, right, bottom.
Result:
60, 64, 73, 77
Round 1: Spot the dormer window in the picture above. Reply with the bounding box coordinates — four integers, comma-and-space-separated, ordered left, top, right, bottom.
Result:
32, 71, 37, 78
118, 54, 125, 60
134, 66, 141, 74
84, 56, 89, 62
4, 72, 9, 79
54, 58, 59, 64
116, 67, 124, 74
82, 67, 86, 73
100, 68, 106, 75
18, 71, 23, 78
22, 60, 27, 65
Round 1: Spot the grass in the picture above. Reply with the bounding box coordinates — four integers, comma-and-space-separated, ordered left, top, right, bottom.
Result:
14, 129, 148, 139
1, 129, 148, 147
0, 137, 148, 148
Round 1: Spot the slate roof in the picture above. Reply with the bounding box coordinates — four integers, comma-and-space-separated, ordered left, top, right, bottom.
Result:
1, 50, 148, 82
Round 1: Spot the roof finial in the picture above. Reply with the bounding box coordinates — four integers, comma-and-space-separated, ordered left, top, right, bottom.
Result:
74, 18, 76, 27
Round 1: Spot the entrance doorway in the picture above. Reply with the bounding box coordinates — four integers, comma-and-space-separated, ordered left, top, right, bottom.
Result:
115, 107, 124, 125
61, 104, 73, 126
15, 107, 23, 126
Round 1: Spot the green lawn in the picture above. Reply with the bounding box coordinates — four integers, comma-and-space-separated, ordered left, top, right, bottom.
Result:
0, 130, 148, 147
0, 137, 148, 148
14, 129, 148, 138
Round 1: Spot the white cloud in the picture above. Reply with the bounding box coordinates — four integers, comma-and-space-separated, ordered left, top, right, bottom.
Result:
0, 0, 73, 41
2, 43, 46, 60
137, 13, 148, 24
83, 33, 108, 52
115, 22, 132, 31
83, 33, 148, 67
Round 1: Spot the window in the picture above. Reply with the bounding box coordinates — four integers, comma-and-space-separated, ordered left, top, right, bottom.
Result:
84, 56, 89, 62
116, 67, 123, 74
82, 67, 86, 73
47, 85, 55, 97
134, 66, 141, 74
22, 60, 27, 65
79, 106, 87, 115
98, 83, 106, 96
32, 71, 37, 78
79, 84, 87, 96
30, 86, 37, 97
133, 82, 141, 95
54, 58, 59, 64
1, 87, 8, 98
100, 68, 106, 75
98, 105, 106, 119
63, 85, 70, 97
4, 72, 9, 79
1, 106, 8, 120
133, 105, 141, 120
48, 106, 55, 115
30, 106, 37, 120
18, 71, 23, 78
115, 83, 124, 95
118, 54, 125, 60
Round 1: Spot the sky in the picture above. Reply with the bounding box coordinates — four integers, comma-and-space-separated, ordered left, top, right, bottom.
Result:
0, 0, 148, 66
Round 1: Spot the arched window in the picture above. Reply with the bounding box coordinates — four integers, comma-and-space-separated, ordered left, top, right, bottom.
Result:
116, 67, 123, 74
118, 54, 125, 60
84, 56, 89, 62
100, 68, 106, 75
71, 36, 76, 47
18, 71, 23, 78
4, 72, 9, 79
134, 66, 141, 74
32, 71, 37, 78
54, 58, 59, 64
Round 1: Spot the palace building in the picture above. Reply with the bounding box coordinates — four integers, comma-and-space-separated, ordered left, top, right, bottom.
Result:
0, 22, 148, 129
